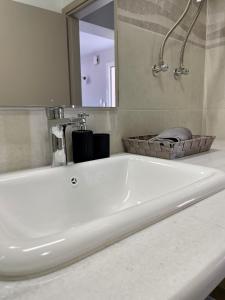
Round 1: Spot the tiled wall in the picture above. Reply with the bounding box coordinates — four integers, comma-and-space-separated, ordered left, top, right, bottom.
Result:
117, 0, 205, 136
118, 0, 206, 47
0, 0, 208, 173
203, 0, 225, 139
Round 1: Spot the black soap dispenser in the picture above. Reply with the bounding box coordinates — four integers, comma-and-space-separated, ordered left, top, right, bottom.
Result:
72, 113, 94, 163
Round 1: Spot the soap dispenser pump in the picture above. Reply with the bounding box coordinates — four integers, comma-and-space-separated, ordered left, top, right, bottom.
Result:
78, 112, 89, 131
72, 112, 94, 163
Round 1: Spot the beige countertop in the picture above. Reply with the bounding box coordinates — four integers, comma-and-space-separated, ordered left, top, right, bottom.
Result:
1, 142, 225, 300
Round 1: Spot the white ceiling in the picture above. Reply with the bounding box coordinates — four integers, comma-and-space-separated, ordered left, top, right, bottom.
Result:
60, 0, 74, 10
13, 0, 73, 12
80, 31, 114, 57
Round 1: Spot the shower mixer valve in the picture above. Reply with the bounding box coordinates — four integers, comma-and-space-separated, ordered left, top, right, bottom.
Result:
152, 63, 169, 77
174, 66, 189, 80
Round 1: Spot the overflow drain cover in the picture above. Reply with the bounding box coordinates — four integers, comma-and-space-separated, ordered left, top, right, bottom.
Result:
71, 177, 78, 186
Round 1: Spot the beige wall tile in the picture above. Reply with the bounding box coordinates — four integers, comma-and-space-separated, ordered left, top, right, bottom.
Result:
205, 109, 225, 140
0, 109, 50, 173
203, 1, 225, 138
205, 45, 225, 109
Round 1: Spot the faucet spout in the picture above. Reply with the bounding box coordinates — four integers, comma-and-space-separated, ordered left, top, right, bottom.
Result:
46, 107, 89, 167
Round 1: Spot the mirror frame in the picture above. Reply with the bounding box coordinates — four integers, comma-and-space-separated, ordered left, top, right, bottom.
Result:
63, 0, 119, 110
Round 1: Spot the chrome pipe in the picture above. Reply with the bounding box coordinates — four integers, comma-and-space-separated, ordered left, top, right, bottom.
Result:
152, 0, 193, 77
174, 0, 206, 80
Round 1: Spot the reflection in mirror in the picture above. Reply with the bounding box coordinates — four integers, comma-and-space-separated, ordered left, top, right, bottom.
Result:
72, 0, 116, 108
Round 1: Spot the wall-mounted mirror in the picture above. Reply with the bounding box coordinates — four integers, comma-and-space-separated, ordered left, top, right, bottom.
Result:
0, 0, 117, 108
0, 0, 70, 107
66, 0, 118, 108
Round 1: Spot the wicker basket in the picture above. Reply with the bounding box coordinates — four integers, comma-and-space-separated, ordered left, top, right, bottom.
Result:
122, 135, 215, 160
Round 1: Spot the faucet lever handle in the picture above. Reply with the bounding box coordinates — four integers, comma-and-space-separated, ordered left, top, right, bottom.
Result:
77, 112, 89, 118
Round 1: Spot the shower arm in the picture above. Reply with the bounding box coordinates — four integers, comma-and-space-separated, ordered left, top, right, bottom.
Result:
152, 0, 193, 77
174, 0, 205, 79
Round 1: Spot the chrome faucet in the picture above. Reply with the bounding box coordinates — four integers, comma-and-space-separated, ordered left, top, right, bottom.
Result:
46, 107, 89, 167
